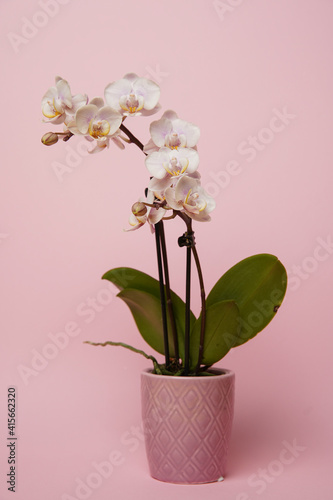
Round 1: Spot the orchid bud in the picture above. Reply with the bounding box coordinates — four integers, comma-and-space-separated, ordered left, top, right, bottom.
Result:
132, 202, 147, 217
41, 132, 58, 146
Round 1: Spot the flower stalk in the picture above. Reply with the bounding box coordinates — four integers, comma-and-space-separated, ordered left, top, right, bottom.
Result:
120, 123, 146, 153
159, 220, 179, 364
177, 212, 207, 374
192, 243, 206, 374
154, 221, 170, 369
185, 240, 192, 374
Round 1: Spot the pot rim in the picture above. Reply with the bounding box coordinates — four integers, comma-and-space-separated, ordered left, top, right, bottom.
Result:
141, 367, 235, 381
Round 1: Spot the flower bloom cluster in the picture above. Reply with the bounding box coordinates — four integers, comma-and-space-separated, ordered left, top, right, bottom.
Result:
41, 74, 215, 228
138, 110, 215, 229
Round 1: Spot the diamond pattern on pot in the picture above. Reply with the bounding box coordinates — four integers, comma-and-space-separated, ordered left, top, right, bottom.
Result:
141, 370, 235, 484
183, 389, 200, 411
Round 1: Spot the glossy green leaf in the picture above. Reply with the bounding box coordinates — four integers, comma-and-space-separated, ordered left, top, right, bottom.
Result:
206, 254, 287, 346
116, 289, 180, 358
102, 269, 195, 326
190, 300, 240, 370
103, 267, 163, 296
103, 268, 196, 359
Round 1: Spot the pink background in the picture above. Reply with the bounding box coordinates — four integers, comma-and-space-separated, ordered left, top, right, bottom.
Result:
1, 0, 333, 498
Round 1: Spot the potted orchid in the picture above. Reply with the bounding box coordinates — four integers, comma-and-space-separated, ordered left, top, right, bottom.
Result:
41, 74, 287, 484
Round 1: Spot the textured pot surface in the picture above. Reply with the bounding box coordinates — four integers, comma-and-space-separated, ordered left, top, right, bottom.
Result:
141, 368, 235, 484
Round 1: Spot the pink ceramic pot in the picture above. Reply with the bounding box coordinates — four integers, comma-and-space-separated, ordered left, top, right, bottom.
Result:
141, 368, 235, 484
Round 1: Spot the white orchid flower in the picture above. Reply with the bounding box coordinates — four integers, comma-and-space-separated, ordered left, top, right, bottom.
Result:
146, 147, 200, 191
41, 76, 87, 125
69, 101, 121, 138
105, 73, 160, 117
165, 176, 215, 222
145, 147, 199, 180
67, 97, 123, 153
144, 110, 200, 154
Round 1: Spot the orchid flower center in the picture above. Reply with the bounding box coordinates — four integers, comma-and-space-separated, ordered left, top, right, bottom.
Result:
163, 157, 189, 177
165, 132, 182, 149
42, 99, 62, 119
120, 93, 144, 114
88, 119, 111, 139
184, 190, 206, 211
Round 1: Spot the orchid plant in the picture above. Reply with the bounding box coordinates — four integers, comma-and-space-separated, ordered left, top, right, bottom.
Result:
41, 74, 287, 376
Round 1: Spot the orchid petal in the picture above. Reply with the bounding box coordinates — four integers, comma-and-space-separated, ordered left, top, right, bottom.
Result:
139, 103, 162, 117
88, 143, 108, 154
42, 114, 65, 125
183, 203, 200, 215
133, 78, 160, 110
145, 190, 155, 204
148, 207, 166, 225
125, 213, 146, 232
143, 138, 159, 154
90, 97, 104, 108
150, 118, 173, 147
148, 176, 173, 192
42, 101, 59, 118
75, 105, 98, 134
162, 110, 178, 121
111, 136, 126, 150
177, 148, 200, 173
95, 106, 122, 134
71, 93, 88, 111
145, 149, 170, 179
188, 171, 201, 181
165, 187, 182, 211
53, 98, 64, 113
123, 73, 139, 83
56, 78, 72, 108
183, 122, 200, 147
104, 79, 133, 109
67, 121, 82, 135
188, 212, 212, 222
175, 175, 199, 201
41, 87, 57, 105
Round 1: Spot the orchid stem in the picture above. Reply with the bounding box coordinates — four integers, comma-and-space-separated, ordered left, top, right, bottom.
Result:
192, 243, 206, 374
62, 132, 73, 142
120, 123, 147, 154
177, 212, 206, 375
155, 222, 170, 369
184, 240, 192, 375
159, 220, 179, 363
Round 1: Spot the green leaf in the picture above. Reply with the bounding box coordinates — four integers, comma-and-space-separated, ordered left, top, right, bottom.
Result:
102, 269, 195, 329
117, 288, 187, 358
102, 267, 162, 296
206, 254, 287, 346
103, 267, 196, 360
190, 300, 240, 370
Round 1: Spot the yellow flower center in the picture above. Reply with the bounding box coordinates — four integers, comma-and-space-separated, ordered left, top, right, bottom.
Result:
163, 158, 189, 176
88, 119, 110, 139
42, 99, 62, 119
120, 93, 144, 115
